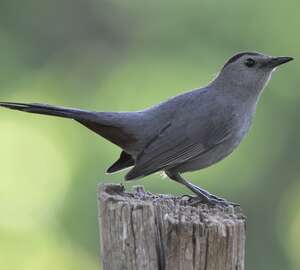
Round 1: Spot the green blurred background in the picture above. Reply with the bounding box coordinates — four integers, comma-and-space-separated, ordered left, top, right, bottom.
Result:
0, 0, 299, 269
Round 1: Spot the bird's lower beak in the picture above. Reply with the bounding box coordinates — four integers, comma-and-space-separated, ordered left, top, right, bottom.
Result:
266, 56, 294, 68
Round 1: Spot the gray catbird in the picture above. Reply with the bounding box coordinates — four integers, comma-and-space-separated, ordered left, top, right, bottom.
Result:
0, 52, 293, 205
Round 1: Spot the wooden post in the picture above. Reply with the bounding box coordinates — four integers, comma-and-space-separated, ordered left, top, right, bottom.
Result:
97, 183, 246, 270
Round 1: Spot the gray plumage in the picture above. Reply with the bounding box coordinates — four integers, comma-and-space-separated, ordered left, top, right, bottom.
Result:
0, 52, 293, 205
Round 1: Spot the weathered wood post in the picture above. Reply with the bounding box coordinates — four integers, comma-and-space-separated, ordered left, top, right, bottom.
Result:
97, 183, 245, 270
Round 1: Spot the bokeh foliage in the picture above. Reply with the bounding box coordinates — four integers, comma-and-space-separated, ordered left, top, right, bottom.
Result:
0, 0, 299, 269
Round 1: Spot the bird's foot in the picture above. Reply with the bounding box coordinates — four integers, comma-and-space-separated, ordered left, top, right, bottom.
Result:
188, 194, 239, 207
209, 194, 240, 207
187, 183, 240, 207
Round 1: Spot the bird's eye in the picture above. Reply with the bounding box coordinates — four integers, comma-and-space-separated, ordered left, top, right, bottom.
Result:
244, 58, 256, 67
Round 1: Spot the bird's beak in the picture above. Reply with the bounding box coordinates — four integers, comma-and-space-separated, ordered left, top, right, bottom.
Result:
265, 56, 294, 68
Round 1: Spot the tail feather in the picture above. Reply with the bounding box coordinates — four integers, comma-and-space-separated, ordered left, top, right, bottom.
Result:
0, 101, 138, 150
106, 151, 135, 173
0, 102, 93, 120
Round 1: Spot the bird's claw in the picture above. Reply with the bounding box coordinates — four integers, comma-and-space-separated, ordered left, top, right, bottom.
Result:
188, 195, 239, 207
209, 194, 240, 206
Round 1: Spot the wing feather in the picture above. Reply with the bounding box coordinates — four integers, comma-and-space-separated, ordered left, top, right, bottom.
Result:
126, 112, 235, 180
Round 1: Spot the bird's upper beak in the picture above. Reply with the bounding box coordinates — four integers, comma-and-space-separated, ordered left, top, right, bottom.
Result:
264, 56, 294, 68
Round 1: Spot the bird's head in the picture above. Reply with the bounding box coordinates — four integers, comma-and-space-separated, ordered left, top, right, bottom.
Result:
216, 52, 293, 97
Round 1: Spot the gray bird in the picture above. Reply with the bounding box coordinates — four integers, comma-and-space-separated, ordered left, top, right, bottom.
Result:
0, 52, 293, 205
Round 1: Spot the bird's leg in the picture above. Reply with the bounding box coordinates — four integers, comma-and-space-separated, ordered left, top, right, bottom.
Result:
165, 171, 217, 204
165, 171, 239, 206
188, 182, 225, 202
187, 181, 239, 206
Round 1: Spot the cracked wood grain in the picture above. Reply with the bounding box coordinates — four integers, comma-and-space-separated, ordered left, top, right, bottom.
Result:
97, 184, 245, 270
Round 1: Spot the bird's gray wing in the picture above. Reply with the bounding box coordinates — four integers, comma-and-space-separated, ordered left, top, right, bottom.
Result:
125, 113, 234, 180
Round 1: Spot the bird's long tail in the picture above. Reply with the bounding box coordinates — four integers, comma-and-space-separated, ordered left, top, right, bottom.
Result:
0, 101, 94, 120
0, 101, 138, 151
